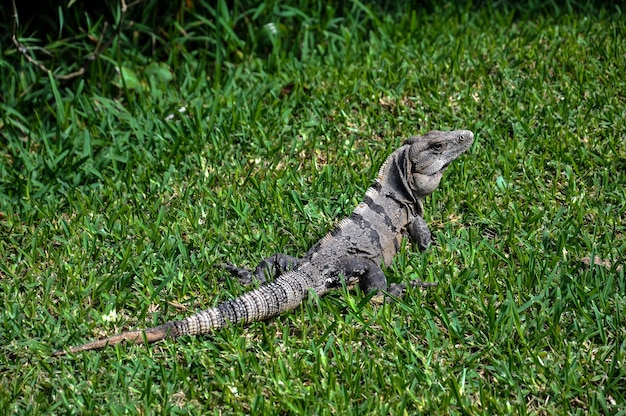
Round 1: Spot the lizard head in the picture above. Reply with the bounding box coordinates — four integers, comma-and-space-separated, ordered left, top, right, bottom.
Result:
404, 130, 474, 198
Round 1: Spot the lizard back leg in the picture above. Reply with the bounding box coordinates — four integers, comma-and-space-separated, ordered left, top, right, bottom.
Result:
334, 257, 388, 292
336, 257, 436, 300
222, 254, 303, 285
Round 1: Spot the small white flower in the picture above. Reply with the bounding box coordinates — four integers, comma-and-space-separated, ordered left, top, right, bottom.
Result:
102, 310, 118, 323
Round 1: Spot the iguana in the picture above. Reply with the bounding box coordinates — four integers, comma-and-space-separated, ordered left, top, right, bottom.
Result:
54, 129, 474, 356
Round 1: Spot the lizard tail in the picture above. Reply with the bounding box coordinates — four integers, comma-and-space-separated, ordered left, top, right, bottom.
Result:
52, 322, 176, 356
54, 270, 311, 356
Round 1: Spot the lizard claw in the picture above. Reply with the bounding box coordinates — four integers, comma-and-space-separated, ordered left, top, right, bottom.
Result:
385, 280, 438, 301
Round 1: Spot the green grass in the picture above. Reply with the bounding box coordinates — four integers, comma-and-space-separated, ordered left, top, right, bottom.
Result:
1, 1, 625, 414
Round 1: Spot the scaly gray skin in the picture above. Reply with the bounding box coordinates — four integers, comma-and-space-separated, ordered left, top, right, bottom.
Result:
54, 130, 474, 356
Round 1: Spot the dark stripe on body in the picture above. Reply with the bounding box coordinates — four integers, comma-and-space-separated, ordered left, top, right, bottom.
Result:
362, 196, 396, 229
349, 212, 384, 251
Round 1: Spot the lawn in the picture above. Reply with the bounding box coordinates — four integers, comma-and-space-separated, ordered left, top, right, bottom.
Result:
1, 1, 624, 414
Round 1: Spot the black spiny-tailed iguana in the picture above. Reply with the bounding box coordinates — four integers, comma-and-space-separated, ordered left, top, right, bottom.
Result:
54, 130, 474, 356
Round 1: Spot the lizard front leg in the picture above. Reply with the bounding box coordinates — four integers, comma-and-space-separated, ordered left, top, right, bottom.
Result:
408, 215, 431, 252
223, 254, 303, 285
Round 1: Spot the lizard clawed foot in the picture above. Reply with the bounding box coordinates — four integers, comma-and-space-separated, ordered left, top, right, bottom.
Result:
384, 280, 438, 302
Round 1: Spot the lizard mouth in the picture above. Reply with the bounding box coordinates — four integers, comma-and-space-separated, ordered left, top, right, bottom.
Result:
439, 161, 451, 172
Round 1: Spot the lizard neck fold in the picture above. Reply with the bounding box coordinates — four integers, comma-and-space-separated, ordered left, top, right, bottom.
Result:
377, 145, 421, 218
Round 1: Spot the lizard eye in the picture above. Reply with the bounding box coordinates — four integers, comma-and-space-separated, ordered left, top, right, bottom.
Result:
431, 143, 445, 152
